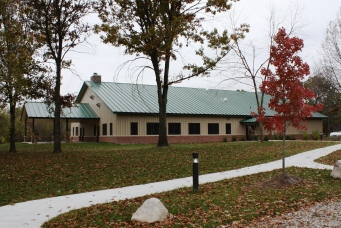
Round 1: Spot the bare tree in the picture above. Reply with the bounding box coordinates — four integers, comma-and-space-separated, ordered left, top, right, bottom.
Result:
321, 8, 341, 93
220, 2, 308, 141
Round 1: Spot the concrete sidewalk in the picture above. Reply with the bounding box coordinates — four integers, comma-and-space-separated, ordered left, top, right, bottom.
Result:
1, 143, 341, 228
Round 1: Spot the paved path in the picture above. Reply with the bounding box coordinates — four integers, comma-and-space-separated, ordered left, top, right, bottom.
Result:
1, 143, 341, 228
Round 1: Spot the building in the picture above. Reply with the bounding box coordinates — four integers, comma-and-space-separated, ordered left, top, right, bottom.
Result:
22, 73, 326, 143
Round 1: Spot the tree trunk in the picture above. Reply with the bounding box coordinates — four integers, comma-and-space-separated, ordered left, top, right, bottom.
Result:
282, 121, 286, 175
157, 58, 169, 147
157, 95, 169, 147
9, 100, 17, 153
259, 122, 264, 142
53, 61, 62, 153
259, 90, 266, 142
151, 52, 169, 147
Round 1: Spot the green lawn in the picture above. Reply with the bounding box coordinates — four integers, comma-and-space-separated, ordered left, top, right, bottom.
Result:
43, 167, 341, 227
316, 149, 341, 165
0, 141, 337, 206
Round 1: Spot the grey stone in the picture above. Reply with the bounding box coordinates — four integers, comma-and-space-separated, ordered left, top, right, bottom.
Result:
131, 198, 168, 223
331, 160, 341, 179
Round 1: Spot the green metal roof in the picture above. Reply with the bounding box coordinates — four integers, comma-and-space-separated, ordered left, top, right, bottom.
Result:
240, 117, 258, 123
309, 112, 327, 118
75, 81, 327, 118
24, 102, 99, 119
76, 81, 273, 116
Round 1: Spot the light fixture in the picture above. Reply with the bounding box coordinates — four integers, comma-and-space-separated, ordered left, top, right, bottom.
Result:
90, 95, 94, 99
96, 103, 100, 107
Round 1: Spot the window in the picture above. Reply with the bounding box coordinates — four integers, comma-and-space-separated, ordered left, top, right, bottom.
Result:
131, 122, 138, 135
168, 123, 181, 135
189, 123, 200, 135
102, 123, 107, 135
226, 123, 231, 134
110, 123, 113, 135
94, 125, 96, 136
75, 127, 79, 136
208, 123, 219, 134
147, 123, 159, 135
72, 127, 75, 136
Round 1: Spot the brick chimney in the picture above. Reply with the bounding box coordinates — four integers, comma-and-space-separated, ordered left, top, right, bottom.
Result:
91, 73, 101, 83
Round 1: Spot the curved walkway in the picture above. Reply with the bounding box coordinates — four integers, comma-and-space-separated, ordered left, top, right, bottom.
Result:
1, 143, 341, 228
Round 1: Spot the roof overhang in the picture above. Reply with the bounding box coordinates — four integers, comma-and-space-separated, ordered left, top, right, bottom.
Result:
22, 102, 99, 121
240, 117, 257, 124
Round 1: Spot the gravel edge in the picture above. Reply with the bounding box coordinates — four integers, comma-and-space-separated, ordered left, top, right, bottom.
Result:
250, 200, 341, 227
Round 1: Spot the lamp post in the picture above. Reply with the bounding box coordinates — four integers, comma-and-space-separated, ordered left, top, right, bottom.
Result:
193, 152, 199, 191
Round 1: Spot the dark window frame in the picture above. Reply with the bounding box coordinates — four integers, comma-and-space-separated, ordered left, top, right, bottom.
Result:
75, 127, 78, 136
188, 123, 200, 135
147, 122, 159, 135
102, 123, 107, 136
226, 123, 232, 134
208, 123, 219, 134
168, 123, 181, 135
131, 122, 138, 135
110, 123, 113, 135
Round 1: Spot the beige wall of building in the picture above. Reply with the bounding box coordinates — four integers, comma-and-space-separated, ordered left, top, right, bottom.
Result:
302, 119, 323, 134
258, 119, 323, 136
74, 86, 117, 137
117, 115, 323, 137
115, 115, 247, 136
71, 111, 323, 138
118, 115, 323, 137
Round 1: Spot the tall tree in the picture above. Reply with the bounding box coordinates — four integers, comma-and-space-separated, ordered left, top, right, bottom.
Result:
321, 7, 341, 92
254, 28, 323, 175
25, 0, 93, 153
0, 0, 49, 152
95, 0, 245, 147
304, 72, 341, 133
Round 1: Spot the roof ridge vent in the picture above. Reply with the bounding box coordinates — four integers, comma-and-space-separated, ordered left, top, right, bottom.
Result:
221, 97, 228, 103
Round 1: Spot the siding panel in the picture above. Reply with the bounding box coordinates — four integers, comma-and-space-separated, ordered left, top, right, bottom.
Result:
116, 115, 246, 136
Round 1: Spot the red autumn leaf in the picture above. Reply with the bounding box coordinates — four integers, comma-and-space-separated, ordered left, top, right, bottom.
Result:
254, 28, 323, 134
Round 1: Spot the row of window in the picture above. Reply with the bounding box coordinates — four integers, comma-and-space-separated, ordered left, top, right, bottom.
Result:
72, 124, 113, 137
133, 122, 232, 135
73, 123, 232, 136
72, 127, 84, 136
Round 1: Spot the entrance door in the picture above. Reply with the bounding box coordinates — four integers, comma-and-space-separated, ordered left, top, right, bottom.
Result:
96, 126, 100, 142
79, 128, 83, 142
246, 125, 255, 140
79, 127, 85, 142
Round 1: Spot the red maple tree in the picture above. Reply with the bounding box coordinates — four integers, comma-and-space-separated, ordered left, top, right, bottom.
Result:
254, 28, 323, 174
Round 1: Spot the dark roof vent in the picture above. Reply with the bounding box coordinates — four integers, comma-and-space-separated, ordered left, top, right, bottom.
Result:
91, 73, 101, 83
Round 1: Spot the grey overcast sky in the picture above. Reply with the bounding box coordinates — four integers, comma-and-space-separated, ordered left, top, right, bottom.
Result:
60, 0, 341, 96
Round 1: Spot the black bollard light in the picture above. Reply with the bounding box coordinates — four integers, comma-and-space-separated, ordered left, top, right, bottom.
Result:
193, 152, 199, 191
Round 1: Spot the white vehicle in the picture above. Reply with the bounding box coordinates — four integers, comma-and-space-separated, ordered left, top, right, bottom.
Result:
330, 132, 341, 137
